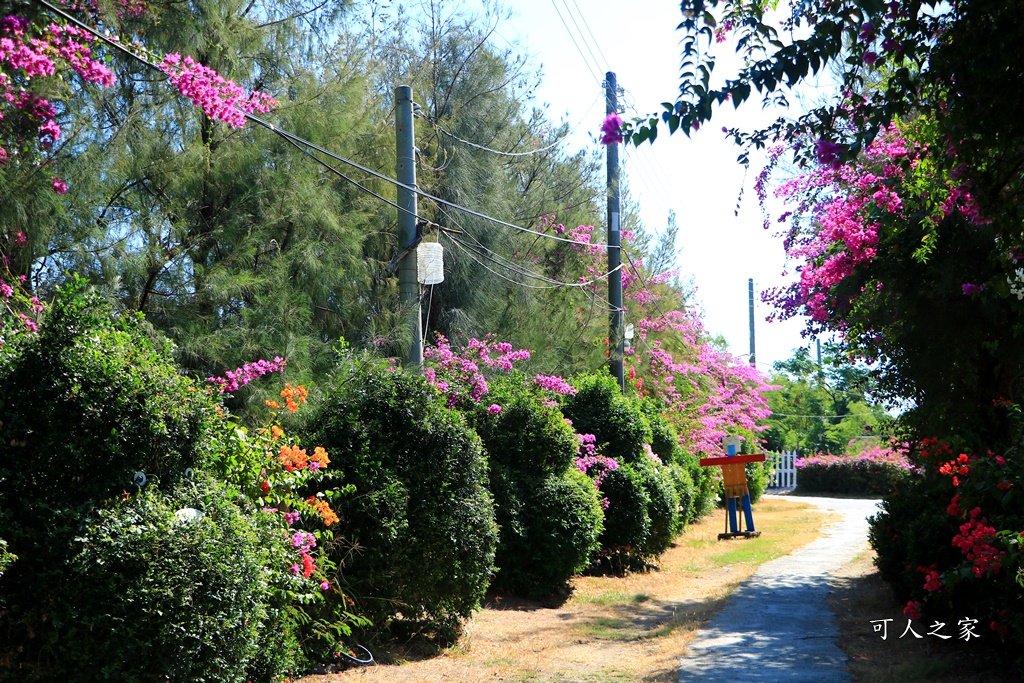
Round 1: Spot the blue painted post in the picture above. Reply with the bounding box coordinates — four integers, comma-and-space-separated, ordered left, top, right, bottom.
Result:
725, 442, 740, 533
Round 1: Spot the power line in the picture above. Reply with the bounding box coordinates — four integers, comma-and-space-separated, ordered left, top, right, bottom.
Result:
549, 0, 601, 85
565, 0, 611, 73
422, 117, 563, 158
559, 0, 607, 77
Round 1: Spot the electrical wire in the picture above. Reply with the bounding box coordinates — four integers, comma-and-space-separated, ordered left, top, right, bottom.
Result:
560, 0, 609, 75
567, 0, 611, 73
549, 0, 602, 85
33, 0, 607, 250
422, 117, 563, 158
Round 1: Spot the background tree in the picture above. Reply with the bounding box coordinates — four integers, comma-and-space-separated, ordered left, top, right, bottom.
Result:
763, 344, 890, 454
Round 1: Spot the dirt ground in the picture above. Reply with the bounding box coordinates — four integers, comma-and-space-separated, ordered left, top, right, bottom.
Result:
296, 499, 830, 683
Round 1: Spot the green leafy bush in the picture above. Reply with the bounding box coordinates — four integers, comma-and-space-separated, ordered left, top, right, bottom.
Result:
0, 288, 218, 510
665, 462, 696, 530
745, 458, 773, 504
300, 361, 497, 642
472, 373, 579, 475
0, 287, 294, 682
489, 465, 603, 597
469, 375, 602, 597
633, 453, 681, 558
597, 463, 651, 571
65, 479, 296, 683
641, 401, 684, 465
869, 434, 1024, 658
562, 372, 652, 462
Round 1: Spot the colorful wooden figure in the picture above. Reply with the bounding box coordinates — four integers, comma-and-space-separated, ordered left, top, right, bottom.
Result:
699, 435, 765, 540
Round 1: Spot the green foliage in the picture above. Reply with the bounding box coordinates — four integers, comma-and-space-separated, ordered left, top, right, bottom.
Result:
471, 373, 578, 475
0, 285, 219, 510
300, 360, 497, 642
665, 462, 696, 530
632, 454, 681, 557
490, 466, 604, 598
0, 288, 294, 682
689, 462, 720, 523
596, 455, 681, 572
764, 345, 890, 455
63, 479, 295, 683
468, 374, 602, 598
869, 430, 1024, 657
597, 464, 651, 572
561, 372, 653, 462
642, 400, 685, 465
797, 458, 917, 497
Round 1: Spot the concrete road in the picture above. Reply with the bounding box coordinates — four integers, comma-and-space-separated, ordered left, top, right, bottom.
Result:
677, 495, 882, 683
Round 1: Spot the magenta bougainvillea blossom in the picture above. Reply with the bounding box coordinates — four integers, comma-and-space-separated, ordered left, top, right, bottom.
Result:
765, 125, 981, 329
599, 112, 623, 146
207, 357, 286, 394
0, 12, 277, 198
159, 53, 278, 129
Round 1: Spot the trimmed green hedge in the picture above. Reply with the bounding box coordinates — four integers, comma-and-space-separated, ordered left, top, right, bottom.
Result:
301, 361, 497, 642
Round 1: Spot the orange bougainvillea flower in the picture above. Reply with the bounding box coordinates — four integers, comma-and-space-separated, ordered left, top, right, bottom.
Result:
271, 425, 285, 440
311, 446, 330, 468
265, 399, 281, 409
280, 383, 308, 413
307, 495, 339, 526
278, 444, 309, 472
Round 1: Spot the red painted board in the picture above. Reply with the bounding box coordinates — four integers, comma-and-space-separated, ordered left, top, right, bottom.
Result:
698, 454, 767, 467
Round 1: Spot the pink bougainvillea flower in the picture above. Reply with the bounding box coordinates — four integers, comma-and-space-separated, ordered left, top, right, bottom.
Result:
52, 176, 68, 194
600, 112, 624, 146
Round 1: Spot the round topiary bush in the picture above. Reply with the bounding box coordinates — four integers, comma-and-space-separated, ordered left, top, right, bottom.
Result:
632, 453, 681, 558
300, 361, 497, 642
641, 401, 684, 465
561, 372, 652, 463
490, 466, 604, 598
597, 463, 651, 571
471, 373, 579, 475
64, 478, 296, 683
468, 374, 603, 598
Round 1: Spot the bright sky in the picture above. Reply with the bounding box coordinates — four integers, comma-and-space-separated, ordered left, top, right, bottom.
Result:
459, 0, 817, 372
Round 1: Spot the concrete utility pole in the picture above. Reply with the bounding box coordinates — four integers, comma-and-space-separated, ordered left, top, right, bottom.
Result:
748, 278, 756, 368
395, 85, 422, 368
606, 71, 624, 392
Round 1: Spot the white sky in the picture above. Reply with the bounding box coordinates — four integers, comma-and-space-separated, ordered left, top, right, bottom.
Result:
418, 0, 820, 371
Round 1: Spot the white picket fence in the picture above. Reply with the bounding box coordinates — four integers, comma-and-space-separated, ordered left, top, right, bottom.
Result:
768, 450, 799, 489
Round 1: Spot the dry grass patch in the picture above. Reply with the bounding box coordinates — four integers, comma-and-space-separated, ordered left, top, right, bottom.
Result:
297, 498, 834, 683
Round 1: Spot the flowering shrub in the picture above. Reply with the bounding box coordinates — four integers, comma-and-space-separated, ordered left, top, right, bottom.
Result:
423, 333, 530, 407
561, 372, 652, 463
795, 445, 917, 496
0, 286, 305, 681
868, 430, 1024, 655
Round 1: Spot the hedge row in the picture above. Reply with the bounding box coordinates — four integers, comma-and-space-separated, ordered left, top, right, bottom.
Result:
0, 288, 750, 681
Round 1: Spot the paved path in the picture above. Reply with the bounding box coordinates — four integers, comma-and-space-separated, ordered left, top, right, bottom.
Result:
677, 495, 881, 683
